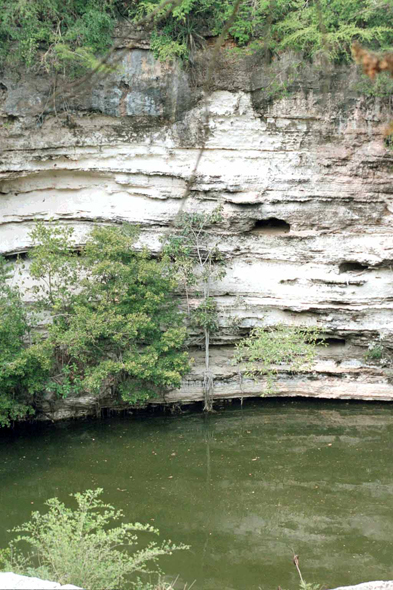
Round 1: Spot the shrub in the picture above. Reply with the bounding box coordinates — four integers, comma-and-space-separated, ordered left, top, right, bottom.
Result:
364, 342, 384, 362
0, 488, 188, 590
233, 324, 322, 394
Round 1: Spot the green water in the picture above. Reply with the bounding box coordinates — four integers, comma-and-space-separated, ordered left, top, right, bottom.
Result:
1, 399, 393, 590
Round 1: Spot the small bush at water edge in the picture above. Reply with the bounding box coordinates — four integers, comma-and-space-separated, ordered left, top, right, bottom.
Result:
0, 488, 189, 590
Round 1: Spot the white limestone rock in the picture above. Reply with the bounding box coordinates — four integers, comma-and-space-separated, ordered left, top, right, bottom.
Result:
332, 582, 393, 590
1, 44, 393, 416
0, 572, 81, 589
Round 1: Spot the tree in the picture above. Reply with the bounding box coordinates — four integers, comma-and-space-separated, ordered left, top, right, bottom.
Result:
0, 488, 188, 590
28, 222, 190, 405
162, 206, 226, 411
163, 209, 323, 406
0, 222, 192, 427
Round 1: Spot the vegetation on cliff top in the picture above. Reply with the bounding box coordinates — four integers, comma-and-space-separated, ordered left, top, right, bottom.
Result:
0, 0, 392, 74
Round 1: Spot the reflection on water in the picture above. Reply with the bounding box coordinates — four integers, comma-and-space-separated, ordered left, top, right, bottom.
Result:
1, 399, 393, 590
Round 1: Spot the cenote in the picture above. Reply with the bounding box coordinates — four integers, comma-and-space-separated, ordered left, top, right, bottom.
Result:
1, 398, 393, 590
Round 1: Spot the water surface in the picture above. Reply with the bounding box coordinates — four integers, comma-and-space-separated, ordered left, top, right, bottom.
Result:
1, 399, 393, 589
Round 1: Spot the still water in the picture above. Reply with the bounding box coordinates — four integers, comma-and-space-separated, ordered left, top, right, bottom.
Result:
1, 399, 393, 590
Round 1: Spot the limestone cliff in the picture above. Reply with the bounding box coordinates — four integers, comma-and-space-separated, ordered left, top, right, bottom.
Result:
1, 33, 393, 419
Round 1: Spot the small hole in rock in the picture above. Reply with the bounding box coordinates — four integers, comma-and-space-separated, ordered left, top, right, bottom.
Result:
384, 134, 393, 149
339, 261, 368, 273
3, 251, 28, 261
251, 218, 290, 235
321, 338, 346, 346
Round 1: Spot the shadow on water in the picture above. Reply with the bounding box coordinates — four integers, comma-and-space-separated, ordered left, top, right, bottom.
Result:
1, 397, 393, 590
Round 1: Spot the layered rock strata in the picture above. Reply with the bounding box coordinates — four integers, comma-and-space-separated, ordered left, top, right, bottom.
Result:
1, 37, 393, 419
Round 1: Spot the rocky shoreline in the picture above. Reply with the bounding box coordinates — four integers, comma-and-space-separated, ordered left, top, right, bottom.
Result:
1, 573, 393, 590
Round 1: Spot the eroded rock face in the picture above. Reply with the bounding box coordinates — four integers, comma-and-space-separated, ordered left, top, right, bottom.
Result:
1, 36, 393, 419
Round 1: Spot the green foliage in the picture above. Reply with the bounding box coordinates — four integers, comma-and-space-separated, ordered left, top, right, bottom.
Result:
126, 0, 393, 63
1, 0, 391, 71
0, 488, 188, 590
29, 222, 79, 309
272, 0, 393, 61
354, 71, 393, 97
0, 257, 50, 427
0, 222, 190, 426
30, 222, 190, 405
234, 324, 322, 394
191, 296, 219, 333
364, 341, 384, 362
0, 0, 118, 75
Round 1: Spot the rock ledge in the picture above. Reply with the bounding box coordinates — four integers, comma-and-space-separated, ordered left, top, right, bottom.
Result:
0, 572, 81, 590
332, 583, 393, 590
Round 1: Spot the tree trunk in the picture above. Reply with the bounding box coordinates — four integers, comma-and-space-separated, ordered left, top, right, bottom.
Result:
203, 328, 214, 412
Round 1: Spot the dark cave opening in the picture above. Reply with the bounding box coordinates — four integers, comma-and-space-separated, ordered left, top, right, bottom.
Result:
321, 338, 346, 346
339, 261, 368, 273
251, 218, 290, 235
3, 251, 28, 262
